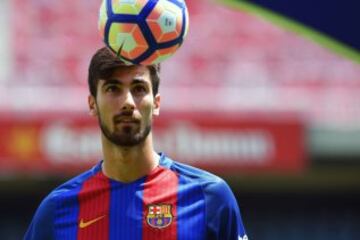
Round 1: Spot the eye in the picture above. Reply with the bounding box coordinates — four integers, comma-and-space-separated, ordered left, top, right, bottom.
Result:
105, 85, 120, 93
132, 85, 147, 95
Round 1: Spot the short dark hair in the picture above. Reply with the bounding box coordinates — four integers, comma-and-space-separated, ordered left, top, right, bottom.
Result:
88, 47, 161, 97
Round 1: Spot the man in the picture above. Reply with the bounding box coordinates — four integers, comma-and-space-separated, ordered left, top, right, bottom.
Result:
24, 47, 248, 240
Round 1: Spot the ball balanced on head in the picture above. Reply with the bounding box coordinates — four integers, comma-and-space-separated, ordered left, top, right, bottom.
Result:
98, 0, 189, 65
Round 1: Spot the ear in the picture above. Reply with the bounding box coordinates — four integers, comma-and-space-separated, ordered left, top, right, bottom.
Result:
153, 94, 160, 116
88, 95, 98, 116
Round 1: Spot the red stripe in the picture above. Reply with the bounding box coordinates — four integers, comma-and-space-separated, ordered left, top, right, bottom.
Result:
143, 167, 178, 240
77, 172, 110, 240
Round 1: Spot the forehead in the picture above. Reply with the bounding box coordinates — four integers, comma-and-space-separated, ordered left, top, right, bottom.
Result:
102, 65, 151, 84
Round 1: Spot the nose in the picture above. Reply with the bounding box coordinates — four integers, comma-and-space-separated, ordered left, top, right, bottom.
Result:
122, 89, 135, 111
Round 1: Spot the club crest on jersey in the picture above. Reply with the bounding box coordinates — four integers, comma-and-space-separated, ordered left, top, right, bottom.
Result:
146, 204, 173, 229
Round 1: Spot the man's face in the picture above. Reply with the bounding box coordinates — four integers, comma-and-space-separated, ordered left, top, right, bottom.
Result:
88, 66, 160, 147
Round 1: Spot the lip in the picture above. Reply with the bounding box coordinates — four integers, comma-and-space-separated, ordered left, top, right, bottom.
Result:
114, 118, 140, 124
118, 121, 138, 125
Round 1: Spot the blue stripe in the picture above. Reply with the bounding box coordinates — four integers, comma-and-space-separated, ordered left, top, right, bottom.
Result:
53, 184, 82, 239
177, 175, 206, 240
109, 179, 144, 240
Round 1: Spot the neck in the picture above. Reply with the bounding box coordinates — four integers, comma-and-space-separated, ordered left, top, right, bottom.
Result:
101, 133, 159, 183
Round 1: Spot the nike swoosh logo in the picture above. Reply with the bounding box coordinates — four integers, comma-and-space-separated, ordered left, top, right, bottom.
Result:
79, 215, 106, 229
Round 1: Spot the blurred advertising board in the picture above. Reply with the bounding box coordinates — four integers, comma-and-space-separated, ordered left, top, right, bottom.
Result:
0, 112, 306, 176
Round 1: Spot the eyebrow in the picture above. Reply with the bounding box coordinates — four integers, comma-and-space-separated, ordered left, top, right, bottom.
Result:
102, 79, 121, 86
102, 78, 149, 87
132, 78, 149, 85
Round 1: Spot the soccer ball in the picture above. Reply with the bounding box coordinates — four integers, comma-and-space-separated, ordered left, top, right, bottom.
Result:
98, 0, 189, 65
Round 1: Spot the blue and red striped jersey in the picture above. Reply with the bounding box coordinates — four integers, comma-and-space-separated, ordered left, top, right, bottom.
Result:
24, 153, 248, 240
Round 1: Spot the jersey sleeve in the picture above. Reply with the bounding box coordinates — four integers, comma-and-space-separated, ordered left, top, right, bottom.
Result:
24, 193, 56, 240
204, 178, 248, 240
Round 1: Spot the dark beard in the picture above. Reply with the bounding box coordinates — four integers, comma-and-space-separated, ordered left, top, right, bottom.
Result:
99, 117, 151, 147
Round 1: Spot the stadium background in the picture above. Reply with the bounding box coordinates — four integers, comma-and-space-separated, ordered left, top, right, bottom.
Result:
0, 0, 359, 239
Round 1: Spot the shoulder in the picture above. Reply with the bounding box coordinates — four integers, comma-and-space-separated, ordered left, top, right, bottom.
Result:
24, 190, 57, 239
162, 154, 236, 204
161, 154, 248, 239
164, 154, 218, 180
46, 163, 100, 205
24, 164, 100, 239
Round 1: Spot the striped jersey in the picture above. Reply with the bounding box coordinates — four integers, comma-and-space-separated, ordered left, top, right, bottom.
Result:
24, 153, 248, 240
